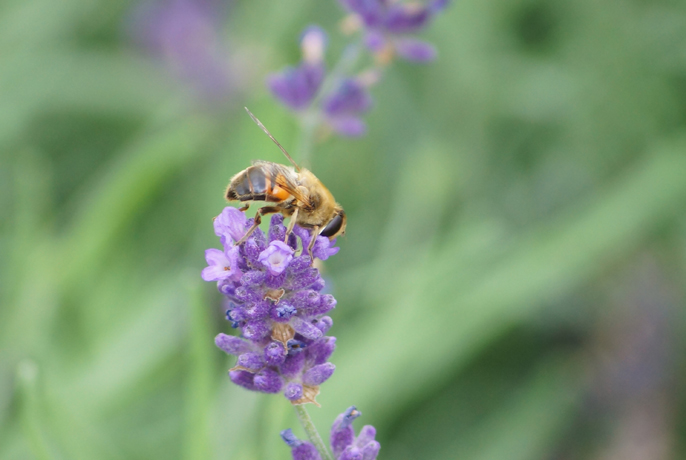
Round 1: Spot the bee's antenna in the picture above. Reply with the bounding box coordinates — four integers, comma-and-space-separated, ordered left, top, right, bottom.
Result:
244, 107, 301, 172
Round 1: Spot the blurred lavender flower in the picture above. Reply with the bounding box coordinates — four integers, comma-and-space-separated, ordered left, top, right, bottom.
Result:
129, 0, 233, 101
338, 0, 449, 63
281, 407, 380, 460
204, 208, 339, 404
322, 78, 373, 137
268, 25, 375, 137
268, 26, 328, 111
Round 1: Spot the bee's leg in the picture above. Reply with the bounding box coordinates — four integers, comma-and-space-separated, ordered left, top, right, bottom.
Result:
306, 226, 320, 262
284, 208, 299, 243
235, 206, 280, 245
238, 202, 250, 212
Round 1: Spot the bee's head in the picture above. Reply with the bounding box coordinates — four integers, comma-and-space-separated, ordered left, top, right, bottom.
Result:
320, 207, 346, 240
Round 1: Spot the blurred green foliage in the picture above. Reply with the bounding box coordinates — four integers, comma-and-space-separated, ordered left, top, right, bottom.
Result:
2, 0, 686, 459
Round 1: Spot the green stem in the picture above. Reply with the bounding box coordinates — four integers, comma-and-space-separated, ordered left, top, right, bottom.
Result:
296, 110, 318, 169
297, 39, 364, 168
294, 404, 334, 460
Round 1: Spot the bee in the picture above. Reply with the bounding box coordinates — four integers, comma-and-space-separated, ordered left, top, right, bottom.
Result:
226, 108, 346, 257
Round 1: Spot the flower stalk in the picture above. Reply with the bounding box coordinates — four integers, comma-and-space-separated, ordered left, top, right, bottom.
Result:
294, 404, 334, 460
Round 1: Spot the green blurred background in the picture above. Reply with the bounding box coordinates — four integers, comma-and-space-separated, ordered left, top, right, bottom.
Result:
2, 0, 686, 459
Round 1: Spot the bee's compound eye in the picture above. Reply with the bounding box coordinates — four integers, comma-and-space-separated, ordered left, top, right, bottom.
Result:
320, 212, 344, 238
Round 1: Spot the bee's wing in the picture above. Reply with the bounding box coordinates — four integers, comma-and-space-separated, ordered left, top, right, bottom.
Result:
272, 167, 311, 206
251, 161, 311, 205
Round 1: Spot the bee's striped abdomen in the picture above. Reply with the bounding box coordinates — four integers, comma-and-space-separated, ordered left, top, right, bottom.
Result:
226, 165, 293, 203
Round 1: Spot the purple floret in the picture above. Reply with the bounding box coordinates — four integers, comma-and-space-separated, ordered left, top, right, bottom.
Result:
338, 0, 448, 63
214, 206, 248, 245
267, 26, 327, 111
201, 247, 240, 282
331, 407, 380, 460
259, 241, 295, 276
281, 429, 322, 460
268, 63, 325, 111
293, 226, 341, 261
322, 79, 373, 137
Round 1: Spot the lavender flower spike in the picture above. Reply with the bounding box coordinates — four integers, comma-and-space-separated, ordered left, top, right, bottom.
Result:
203, 212, 339, 405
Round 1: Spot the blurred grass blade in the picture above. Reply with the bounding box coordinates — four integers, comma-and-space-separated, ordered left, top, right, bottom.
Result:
184, 279, 215, 460
326, 139, 686, 426
58, 117, 213, 293
16, 360, 52, 460
0, 50, 173, 147
441, 358, 583, 460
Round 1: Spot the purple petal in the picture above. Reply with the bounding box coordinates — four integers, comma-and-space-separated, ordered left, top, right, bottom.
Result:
258, 240, 295, 276
284, 382, 304, 401
202, 248, 233, 281
302, 363, 335, 386
364, 30, 387, 52
384, 4, 431, 33
291, 317, 323, 340
361, 441, 381, 460
253, 368, 283, 393
305, 336, 336, 366
331, 407, 360, 456
264, 341, 287, 366
243, 301, 271, 320
281, 429, 322, 460
229, 370, 257, 390
328, 116, 367, 137
287, 255, 312, 274
337, 0, 386, 27
292, 443, 323, 460
241, 270, 266, 286
355, 425, 377, 447
285, 268, 321, 291
214, 207, 248, 244
269, 214, 287, 242
243, 320, 271, 341
243, 237, 265, 265
201, 264, 228, 282
267, 63, 325, 111
313, 317, 334, 335
393, 38, 437, 62
312, 237, 340, 260
340, 447, 363, 460
205, 247, 227, 265
215, 333, 251, 355
289, 290, 321, 309
237, 352, 264, 371
313, 294, 337, 315
279, 352, 306, 378
323, 79, 372, 116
